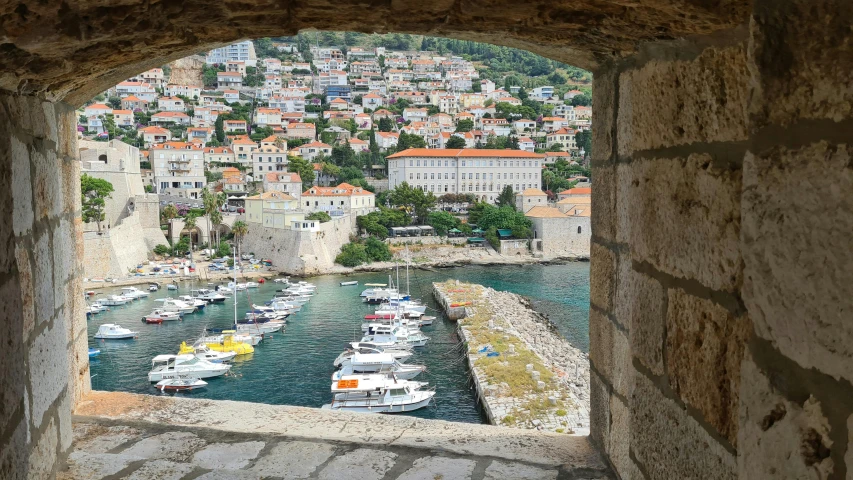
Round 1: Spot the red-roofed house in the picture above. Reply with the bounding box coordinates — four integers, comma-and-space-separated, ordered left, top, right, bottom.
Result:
263, 172, 303, 200
140, 126, 171, 146
302, 183, 375, 216
298, 141, 332, 161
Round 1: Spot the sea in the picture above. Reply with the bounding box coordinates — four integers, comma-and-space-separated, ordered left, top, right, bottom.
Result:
88, 263, 590, 424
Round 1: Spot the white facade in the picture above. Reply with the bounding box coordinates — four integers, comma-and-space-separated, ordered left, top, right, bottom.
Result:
151, 143, 207, 199
252, 146, 288, 175
387, 149, 544, 202
207, 41, 257, 67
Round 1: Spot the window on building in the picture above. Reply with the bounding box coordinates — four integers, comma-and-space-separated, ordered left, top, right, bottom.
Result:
578, 226, 582, 234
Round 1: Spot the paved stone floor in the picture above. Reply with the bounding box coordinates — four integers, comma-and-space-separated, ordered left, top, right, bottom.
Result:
60, 392, 614, 480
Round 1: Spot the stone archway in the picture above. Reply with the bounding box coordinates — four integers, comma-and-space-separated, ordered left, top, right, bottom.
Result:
3, 2, 853, 479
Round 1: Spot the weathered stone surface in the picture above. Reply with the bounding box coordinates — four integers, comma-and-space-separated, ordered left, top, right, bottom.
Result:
317, 448, 397, 480
591, 67, 617, 164
590, 242, 616, 310
742, 143, 853, 383
60, 452, 144, 480
614, 165, 632, 246
71, 424, 142, 454
397, 456, 477, 480
666, 289, 748, 446
27, 416, 57, 480
122, 431, 206, 462
483, 460, 558, 480
589, 370, 610, 451
28, 321, 69, 429
618, 45, 749, 154
194, 470, 263, 480
847, 414, 853, 480
750, 0, 853, 126
737, 354, 835, 479
191, 441, 264, 470
627, 153, 742, 291
250, 441, 336, 479
124, 459, 195, 480
628, 271, 665, 375
10, 135, 33, 237
607, 395, 631, 480
632, 374, 735, 480
0, 278, 26, 437
591, 164, 616, 242
589, 309, 614, 381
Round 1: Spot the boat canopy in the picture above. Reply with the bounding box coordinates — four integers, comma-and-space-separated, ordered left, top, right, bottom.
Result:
364, 283, 387, 287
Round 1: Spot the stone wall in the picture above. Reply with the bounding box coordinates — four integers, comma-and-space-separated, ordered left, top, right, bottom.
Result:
530, 216, 591, 259
590, 8, 853, 479
82, 215, 162, 279
498, 239, 530, 256
240, 216, 353, 275
0, 93, 85, 479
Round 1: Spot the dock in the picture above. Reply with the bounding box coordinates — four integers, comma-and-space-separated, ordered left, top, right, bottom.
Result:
433, 280, 590, 434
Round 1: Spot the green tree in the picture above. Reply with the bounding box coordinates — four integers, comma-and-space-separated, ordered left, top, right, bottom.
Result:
455, 119, 474, 132
335, 242, 369, 267
426, 210, 458, 236
161, 203, 178, 239
388, 182, 436, 223
287, 156, 316, 190
106, 96, 122, 109
496, 185, 516, 208
575, 130, 592, 156
571, 93, 592, 107
395, 132, 426, 152
214, 115, 225, 143
364, 237, 392, 261
445, 136, 466, 149
232, 220, 248, 261
80, 174, 115, 232
306, 212, 332, 223
378, 117, 393, 132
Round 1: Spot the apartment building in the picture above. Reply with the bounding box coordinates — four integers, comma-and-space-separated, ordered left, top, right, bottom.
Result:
150, 142, 207, 199
207, 41, 257, 67
387, 148, 545, 202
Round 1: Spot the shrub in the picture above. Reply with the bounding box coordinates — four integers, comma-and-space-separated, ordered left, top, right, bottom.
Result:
364, 237, 392, 262
556, 409, 567, 416
306, 211, 332, 223
335, 242, 369, 267
153, 244, 170, 256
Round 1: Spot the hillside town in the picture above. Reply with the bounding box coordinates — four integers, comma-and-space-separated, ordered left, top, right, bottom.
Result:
78, 34, 593, 279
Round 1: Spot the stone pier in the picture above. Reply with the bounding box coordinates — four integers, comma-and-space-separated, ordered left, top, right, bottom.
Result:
434, 281, 590, 434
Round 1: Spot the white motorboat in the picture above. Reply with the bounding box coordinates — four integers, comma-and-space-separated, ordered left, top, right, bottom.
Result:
144, 309, 182, 322
361, 325, 429, 348
89, 302, 108, 313
338, 343, 414, 365
245, 282, 259, 289
120, 286, 150, 299
334, 353, 425, 380
359, 283, 389, 297
251, 305, 292, 318
156, 377, 208, 392
362, 318, 422, 334
268, 300, 300, 312
194, 289, 226, 303
322, 374, 435, 413
274, 293, 310, 304
99, 295, 130, 306
156, 298, 197, 315
228, 282, 247, 291
216, 284, 234, 294
340, 281, 358, 286
94, 323, 138, 339
178, 295, 207, 310
201, 332, 262, 346
148, 283, 160, 292
148, 354, 231, 381
166, 284, 178, 290
179, 342, 236, 363
378, 300, 427, 315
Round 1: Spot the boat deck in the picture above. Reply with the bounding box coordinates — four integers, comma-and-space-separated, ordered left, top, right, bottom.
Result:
64, 391, 614, 479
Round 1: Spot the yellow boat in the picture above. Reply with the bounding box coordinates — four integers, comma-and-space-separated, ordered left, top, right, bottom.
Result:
205, 335, 254, 355
178, 341, 195, 355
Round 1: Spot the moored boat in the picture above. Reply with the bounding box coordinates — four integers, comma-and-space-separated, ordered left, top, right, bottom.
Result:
204, 334, 255, 356
179, 342, 236, 363
147, 354, 231, 381
94, 324, 138, 339
340, 281, 359, 286
88, 348, 100, 357
156, 377, 208, 392
322, 374, 435, 413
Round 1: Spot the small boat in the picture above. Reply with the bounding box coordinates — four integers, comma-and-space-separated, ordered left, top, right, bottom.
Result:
333, 352, 426, 380
157, 298, 196, 315
337, 343, 414, 365
98, 295, 130, 306
143, 309, 181, 323
166, 284, 178, 290
121, 287, 150, 299
204, 334, 255, 355
89, 302, 108, 313
321, 374, 435, 413
194, 289, 226, 303
147, 354, 231, 381
85, 290, 96, 296
148, 283, 160, 292
178, 295, 207, 310
202, 330, 263, 346
245, 282, 259, 289
340, 281, 359, 286
361, 325, 429, 348
94, 323, 138, 339
156, 377, 208, 392
179, 342, 236, 363
88, 348, 100, 357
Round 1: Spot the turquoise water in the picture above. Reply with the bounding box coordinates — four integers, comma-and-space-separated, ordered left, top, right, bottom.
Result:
88, 263, 589, 424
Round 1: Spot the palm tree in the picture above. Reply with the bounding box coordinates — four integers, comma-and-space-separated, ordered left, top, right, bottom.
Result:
231, 220, 248, 273
201, 188, 215, 249
162, 204, 178, 240
210, 209, 223, 251
184, 214, 198, 263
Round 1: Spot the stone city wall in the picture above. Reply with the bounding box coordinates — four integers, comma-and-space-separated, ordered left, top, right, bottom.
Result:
240, 215, 353, 275
82, 214, 164, 279
0, 93, 85, 479
530, 216, 590, 259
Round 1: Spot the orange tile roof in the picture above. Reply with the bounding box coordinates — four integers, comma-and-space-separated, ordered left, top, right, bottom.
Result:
559, 187, 592, 195
112, 109, 132, 115
525, 206, 568, 218
303, 183, 373, 197
123, 95, 142, 101
386, 148, 544, 159
520, 188, 547, 196
140, 126, 169, 134
265, 172, 301, 183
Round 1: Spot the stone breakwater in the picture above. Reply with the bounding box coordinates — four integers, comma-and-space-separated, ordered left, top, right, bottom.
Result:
433, 281, 591, 435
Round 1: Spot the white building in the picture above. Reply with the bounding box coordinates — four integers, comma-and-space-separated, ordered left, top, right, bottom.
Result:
252, 145, 288, 175
386, 148, 545, 202
301, 182, 376, 217
207, 41, 257, 67
150, 142, 207, 199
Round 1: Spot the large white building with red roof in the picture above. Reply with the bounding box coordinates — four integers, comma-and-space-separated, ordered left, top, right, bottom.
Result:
386, 148, 545, 202
301, 182, 376, 217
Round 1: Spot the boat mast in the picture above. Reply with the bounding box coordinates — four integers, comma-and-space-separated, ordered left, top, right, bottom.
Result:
233, 244, 238, 329
405, 245, 410, 297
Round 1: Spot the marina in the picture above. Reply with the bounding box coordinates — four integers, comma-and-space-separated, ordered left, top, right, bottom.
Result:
88, 263, 589, 424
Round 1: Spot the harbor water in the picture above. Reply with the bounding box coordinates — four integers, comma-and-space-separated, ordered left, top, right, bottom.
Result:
88, 263, 590, 424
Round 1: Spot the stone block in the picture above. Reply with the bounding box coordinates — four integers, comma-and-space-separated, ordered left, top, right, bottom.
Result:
632, 374, 736, 480
613, 252, 633, 331
57, 107, 79, 160
33, 231, 54, 326
618, 45, 748, 155
592, 66, 617, 163
10, 135, 33, 237
27, 416, 57, 480
397, 456, 477, 480
57, 389, 73, 453
250, 441, 336, 479
484, 460, 558, 480
61, 155, 81, 216
615, 164, 633, 244
31, 148, 61, 222
318, 448, 397, 480
629, 271, 666, 376
589, 242, 616, 311
61, 452, 144, 480
742, 143, 853, 383
122, 432, 206, 462
194, 470, 263, 480
627, 153, 742, 291
124, 459, 195, 480
589, 369, 610, 451
0, 277, 26, 434
610, 326, 633, 400
191, 441, 264, 470
28, 320, 69, 429
0, 413, 28, 480
737, 353, 835, 479
590, 164, 616, 242
14, 245, 35, 342
608, 395, 631, 480
589, 309, 614, 381
666, 289, 748, 446
52, 217, 72, 291
750, 0, 853, 126
71, 424, 141, 454
41, 101, 58, 141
